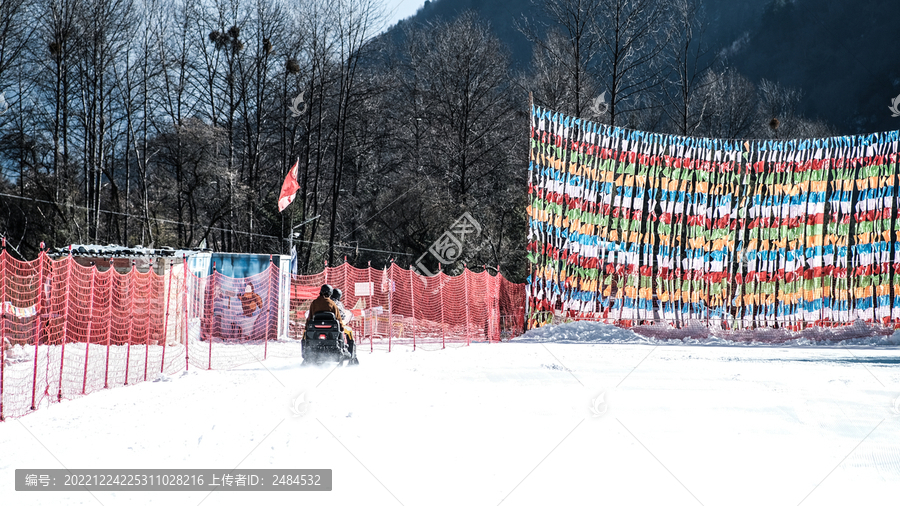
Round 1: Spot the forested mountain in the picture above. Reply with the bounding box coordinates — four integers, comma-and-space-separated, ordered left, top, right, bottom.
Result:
393, 0, 771, 68
730, 0, 900, 135
395, 0, 900, 135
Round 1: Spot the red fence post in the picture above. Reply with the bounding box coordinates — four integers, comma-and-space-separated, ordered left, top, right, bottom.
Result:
388, 261, 393, 353
484, 270, 490, 340
343, 258, 349, 307
439, 264, 445, 350
409, 267, 415, 351
484, 267, 491, 345
208, 263, 215, 371
143, 271, 151, 383
125, 261, 135, 385
183, 256, 189, 372
492, 268, 500, 342
1, 245, 6, 420
160, 261, 173, 373
367, 262, 373, 353
82, 264, 96, 395
264, 257, 273, 361
497, 269, 503, 341
104, 260, 113, 389
57, 251, 73, 401
31, 247, 46, 411
464, 265, 470, 346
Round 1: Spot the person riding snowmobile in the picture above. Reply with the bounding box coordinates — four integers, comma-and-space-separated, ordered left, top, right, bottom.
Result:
304, 284, 345, 333
330, 288, 355, 357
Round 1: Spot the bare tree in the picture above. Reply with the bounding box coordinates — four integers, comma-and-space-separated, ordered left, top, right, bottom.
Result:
151, 0, 202, 246
380, 13, 525, 272
595, 0, 672, 127
519, 0, 603, 118
695, 68, 758, 140
74, 0, 136, 241
323, 0, 383, 265
0, 0, 35, 87
755, 78, 833, 139
0, 0, 39, 198
290, 0, 339, 271
662, 0, 716, 136
150, 117, 230, 248
235, 0, 288, 252
522, 0, 672, 127
190, 0, 247, 251
42, 0, 82, 224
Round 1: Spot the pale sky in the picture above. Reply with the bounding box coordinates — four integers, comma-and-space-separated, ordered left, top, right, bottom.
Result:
379, 0, 425, 32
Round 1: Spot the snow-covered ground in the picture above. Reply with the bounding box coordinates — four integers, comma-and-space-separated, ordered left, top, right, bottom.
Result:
2, 321, 900, 505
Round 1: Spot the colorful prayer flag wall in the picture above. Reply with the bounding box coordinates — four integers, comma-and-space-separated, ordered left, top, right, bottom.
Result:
526, 106, 900, 331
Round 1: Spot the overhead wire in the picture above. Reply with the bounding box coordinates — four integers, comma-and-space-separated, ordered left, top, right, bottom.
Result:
0, 191, 413, 257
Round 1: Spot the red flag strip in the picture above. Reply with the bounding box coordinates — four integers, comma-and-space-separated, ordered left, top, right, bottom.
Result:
278, 159, 301, 212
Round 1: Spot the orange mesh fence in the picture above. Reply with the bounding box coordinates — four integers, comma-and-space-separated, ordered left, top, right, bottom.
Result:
500, 276, 527, 340
0, 250, 173, 420
1, 249, 526, 420
289, 263, 526, 351
185, 263, 282, 371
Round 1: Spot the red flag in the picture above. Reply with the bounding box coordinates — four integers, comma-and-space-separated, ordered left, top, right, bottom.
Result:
278, 159, 300, 212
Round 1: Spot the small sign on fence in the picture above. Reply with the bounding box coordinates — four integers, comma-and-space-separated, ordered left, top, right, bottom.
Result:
354, 282, 374, 297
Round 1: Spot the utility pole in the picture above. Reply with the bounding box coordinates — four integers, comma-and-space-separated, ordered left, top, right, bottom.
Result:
288, 214, 320, 273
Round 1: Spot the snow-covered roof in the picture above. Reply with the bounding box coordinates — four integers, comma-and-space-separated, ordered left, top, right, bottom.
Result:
49, 244, 205, 259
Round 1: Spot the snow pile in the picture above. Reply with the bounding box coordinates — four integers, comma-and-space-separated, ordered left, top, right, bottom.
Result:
823, 330, 900, 347
515, 320, 651, 344
516, 320, 900, 347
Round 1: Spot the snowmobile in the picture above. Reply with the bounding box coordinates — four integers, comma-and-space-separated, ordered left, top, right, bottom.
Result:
302, 311, 358, 366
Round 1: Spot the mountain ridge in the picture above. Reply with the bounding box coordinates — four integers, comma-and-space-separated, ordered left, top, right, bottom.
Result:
387, 0, 900, 135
